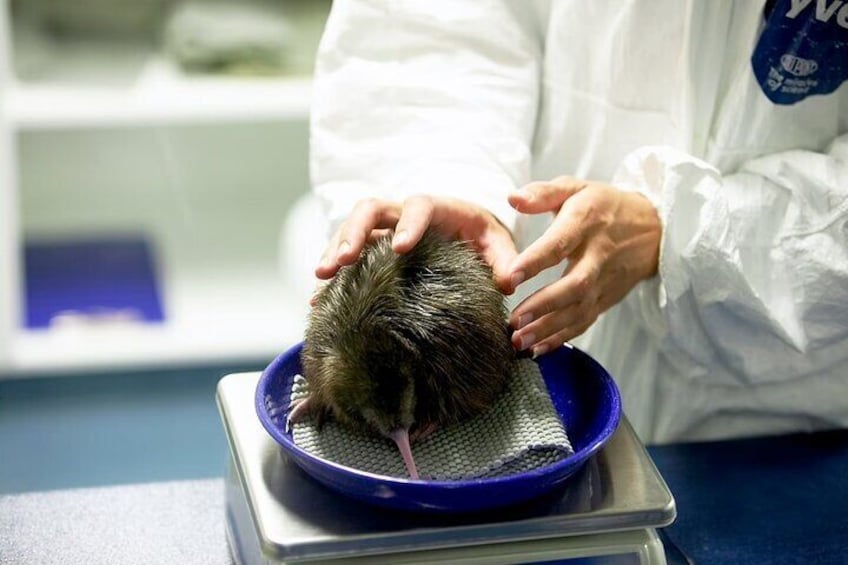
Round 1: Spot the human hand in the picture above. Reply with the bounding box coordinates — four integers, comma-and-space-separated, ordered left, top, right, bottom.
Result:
314, 195, 519, 293
507, 176, 661, 356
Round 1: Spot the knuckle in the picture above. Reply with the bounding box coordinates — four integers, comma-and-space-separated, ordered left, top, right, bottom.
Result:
555, 317, 593, 343
467, 211, 490, 234
573, 301, 596, 325
523, 180, 547, 194
552, 174, 575, 187
537, 292, 569, 321
536, 299, 556, 318
576, 317, 596, 336
528, 299, 557, 320
576, 201, 605, 229
582, 199, 614, 229
404, 195, 435, 223
570, 273, 593, 300
405, 194, 433, 207
549, 328, 574, 347
581, 201, 599, 221
355, 197, 381, 215
552, 175, 589, 194
552, 235, 573, 262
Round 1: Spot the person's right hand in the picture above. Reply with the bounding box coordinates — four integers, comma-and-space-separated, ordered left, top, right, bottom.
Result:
506, 176, 661, 356
315, 195, 519, 294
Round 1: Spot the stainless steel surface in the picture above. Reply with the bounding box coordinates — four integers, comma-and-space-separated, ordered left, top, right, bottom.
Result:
217, 372, 676, 563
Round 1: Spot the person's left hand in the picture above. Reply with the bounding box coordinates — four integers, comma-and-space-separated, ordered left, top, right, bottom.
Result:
314, 195, 520, 293
507, 176, 662, 357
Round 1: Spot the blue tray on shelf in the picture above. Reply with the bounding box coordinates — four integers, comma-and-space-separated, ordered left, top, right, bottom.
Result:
23, 234, 164, 328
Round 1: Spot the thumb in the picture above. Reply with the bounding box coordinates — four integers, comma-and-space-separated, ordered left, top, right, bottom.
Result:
478, 229, 519, 294
491, 250, 519, 295
508, 176, 588, 215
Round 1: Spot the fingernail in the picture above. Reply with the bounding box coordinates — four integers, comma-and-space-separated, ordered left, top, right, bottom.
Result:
338, 241, 351, 256
519, 333, 535, 351
532, 344, 549, 359
393, 230, 408, 247
516, 312, 533, 329
511, 271, 525, 289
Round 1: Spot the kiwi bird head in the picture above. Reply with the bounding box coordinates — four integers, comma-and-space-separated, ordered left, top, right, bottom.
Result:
304, 323, 423, 479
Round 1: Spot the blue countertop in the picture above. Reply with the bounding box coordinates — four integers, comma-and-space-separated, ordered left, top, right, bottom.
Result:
649, 430, 848, 565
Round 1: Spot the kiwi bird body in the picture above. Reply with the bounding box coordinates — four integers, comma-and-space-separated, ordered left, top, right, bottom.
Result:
295, 230, 514, 478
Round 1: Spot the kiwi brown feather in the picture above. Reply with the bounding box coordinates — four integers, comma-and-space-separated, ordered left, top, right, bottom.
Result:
301, 229, 515, 438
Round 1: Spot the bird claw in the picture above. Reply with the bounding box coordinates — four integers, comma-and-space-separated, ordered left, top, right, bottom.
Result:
286, 396, 312, 433
410, 422, 439, 444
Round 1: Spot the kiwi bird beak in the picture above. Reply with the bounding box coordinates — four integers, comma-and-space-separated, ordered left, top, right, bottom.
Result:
388, 428, 420, 480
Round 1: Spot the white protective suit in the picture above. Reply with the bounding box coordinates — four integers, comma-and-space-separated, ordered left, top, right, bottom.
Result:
309, 0, 848, 444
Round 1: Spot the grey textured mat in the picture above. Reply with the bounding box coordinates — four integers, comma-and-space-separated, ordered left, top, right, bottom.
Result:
291, 359, 572, 480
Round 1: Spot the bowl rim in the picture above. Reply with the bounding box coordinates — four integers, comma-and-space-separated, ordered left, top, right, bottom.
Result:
255, 341, 621, 488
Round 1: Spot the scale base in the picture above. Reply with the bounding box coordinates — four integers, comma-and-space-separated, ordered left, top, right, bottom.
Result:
218, 372, 674, 564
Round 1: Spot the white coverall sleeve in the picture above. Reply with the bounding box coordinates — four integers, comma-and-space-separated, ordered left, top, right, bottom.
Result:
309, 0, 540, 234
614, 135, 848, 386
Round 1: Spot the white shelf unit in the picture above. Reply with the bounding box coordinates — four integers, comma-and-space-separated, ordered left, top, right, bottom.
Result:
0, 0, 330, 376
8, 68, 315, 130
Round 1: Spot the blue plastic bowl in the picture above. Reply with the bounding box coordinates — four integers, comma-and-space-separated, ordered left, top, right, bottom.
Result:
256, 342, 621, 513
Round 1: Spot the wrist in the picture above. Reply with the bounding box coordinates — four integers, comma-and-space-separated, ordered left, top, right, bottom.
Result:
621, 190, 662, 280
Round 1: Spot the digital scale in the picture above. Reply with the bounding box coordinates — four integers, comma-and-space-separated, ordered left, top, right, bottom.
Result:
217, 372, 677, 564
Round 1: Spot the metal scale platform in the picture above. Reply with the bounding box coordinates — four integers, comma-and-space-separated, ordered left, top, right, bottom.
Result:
217, 372, 677, 564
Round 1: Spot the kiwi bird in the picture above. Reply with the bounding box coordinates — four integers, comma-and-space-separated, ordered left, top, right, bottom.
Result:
288, 229, 515, 479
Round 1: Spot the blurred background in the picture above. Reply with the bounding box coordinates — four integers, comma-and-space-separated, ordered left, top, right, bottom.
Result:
0, 0, 331, 493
